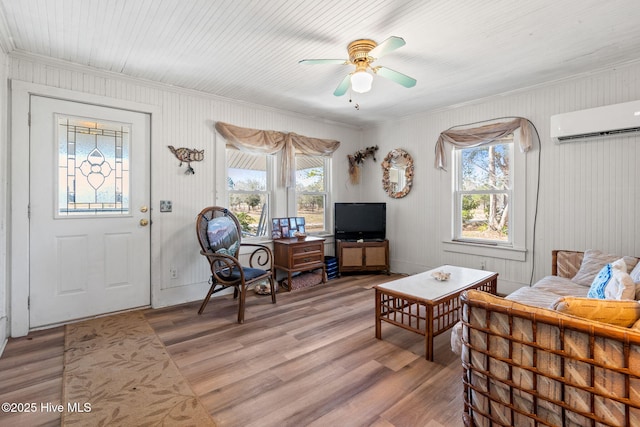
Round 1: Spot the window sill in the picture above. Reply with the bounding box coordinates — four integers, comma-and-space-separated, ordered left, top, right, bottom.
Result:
241, 236, 273, 244
442, 240, 526, 261
312, 232, 334, 238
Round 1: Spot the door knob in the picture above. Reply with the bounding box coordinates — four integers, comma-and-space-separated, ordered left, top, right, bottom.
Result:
140, 205, 149, 213
140, 218, 149, 226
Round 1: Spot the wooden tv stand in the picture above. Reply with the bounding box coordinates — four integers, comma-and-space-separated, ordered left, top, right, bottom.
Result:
337, 239, 389, 275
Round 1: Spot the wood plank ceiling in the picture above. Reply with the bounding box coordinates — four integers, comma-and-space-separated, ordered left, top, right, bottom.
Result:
1, 0, 640, 126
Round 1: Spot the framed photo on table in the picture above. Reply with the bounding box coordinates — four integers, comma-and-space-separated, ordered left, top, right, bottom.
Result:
271, 217, 305, 239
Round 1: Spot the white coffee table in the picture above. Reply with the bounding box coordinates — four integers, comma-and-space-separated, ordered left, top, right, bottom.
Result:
374, 265, 497, 361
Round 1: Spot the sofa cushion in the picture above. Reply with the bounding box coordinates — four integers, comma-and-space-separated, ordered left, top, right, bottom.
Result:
587, 259, 635, 300
507, 286, 565, 308
531, 276, 589, 298
571, 249, 637, 287
551, 296, 640, 327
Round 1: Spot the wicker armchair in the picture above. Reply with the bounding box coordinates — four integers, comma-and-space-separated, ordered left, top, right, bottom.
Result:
195, 206, 276, 323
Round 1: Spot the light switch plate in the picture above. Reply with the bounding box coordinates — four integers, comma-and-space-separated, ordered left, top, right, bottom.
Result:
160, 200, 172, 212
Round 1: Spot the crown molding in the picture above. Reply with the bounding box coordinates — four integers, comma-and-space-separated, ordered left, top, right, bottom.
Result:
8, 50, 362, 131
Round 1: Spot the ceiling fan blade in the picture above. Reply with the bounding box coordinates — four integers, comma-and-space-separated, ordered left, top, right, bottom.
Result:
299, 59, 348, 65
374, 66, 417, 88
368, 36, 406, 59
333, 74, 352, 96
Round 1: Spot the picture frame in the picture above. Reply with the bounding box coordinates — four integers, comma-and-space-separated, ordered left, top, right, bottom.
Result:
271, 216, 307, 239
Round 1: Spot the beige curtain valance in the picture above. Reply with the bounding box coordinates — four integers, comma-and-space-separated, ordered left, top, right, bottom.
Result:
215, 122, 340, 187
434, 118, 532, 170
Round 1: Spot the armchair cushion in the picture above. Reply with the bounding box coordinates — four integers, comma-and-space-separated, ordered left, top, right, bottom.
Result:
229, 266, 270, 281
207, 216, 240, 256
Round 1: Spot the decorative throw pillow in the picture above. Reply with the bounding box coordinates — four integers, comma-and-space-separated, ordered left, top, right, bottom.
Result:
587, 263, 614, 298
572, 249, 637, 287
552, 296, 640, 327
632, 261, 640, 300
609, 268, 637, 300
632, 260, 640, 284
587, 258, 634, 300
206, 216, 240, 257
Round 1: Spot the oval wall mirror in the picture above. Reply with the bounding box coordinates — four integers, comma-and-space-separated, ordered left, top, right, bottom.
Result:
381, 149, 414, 198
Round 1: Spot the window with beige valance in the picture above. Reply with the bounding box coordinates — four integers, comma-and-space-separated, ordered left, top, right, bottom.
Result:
434, 118, 532, 170
436, 117, 535, 259
215, 122, 341, 187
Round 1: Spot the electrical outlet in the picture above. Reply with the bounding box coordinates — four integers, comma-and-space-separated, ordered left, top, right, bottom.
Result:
170, 268, 178, 279
480, 261, 486, 270
160, 200, 172, 212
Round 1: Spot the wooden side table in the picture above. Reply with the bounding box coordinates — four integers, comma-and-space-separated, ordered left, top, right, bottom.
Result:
273, 236, 326, 291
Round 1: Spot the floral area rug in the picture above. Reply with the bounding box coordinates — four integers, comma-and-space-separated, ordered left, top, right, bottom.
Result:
62, 311, 215, 426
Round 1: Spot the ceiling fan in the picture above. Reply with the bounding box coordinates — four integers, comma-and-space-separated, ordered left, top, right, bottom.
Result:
299, 36, 417, 96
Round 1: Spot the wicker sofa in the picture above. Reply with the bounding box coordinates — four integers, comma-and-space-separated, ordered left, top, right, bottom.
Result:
459, 250, 640, 427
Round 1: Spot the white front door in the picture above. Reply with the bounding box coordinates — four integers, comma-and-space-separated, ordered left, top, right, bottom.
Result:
29, 96, 151, 328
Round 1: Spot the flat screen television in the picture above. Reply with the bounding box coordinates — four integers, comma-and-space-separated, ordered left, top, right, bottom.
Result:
334, 202, 386, 241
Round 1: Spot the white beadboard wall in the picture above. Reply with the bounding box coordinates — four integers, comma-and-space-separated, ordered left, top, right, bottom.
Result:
4, 51, 640, 323
0, 47, 8, 349
7, 54, 362, 311
361, 61, 640, 294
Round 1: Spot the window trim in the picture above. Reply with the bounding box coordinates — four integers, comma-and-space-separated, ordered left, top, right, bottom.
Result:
224, 148, 275, 241
292, 155, 331, 235
445, 131, 526, 260
452, 140, 514, 245
218, 143, 334, 240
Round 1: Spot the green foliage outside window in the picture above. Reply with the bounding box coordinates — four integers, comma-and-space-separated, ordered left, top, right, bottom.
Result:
234, 212, 255, 233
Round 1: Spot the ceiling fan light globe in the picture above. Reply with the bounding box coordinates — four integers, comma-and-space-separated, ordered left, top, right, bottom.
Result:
351, 71, 373, 93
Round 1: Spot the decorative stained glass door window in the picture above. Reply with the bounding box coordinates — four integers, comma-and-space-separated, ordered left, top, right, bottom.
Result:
57, 115, 130, 216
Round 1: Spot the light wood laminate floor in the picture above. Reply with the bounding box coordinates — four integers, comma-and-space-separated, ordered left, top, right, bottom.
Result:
0, 274, 464, 426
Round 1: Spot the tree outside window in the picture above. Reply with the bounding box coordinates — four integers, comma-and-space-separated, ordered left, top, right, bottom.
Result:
454, 139, 512, 243
295, 156, 327, 233
227, 149, 269, 236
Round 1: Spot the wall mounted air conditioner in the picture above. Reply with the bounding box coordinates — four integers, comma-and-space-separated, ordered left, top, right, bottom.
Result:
550, 100, 640, 143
